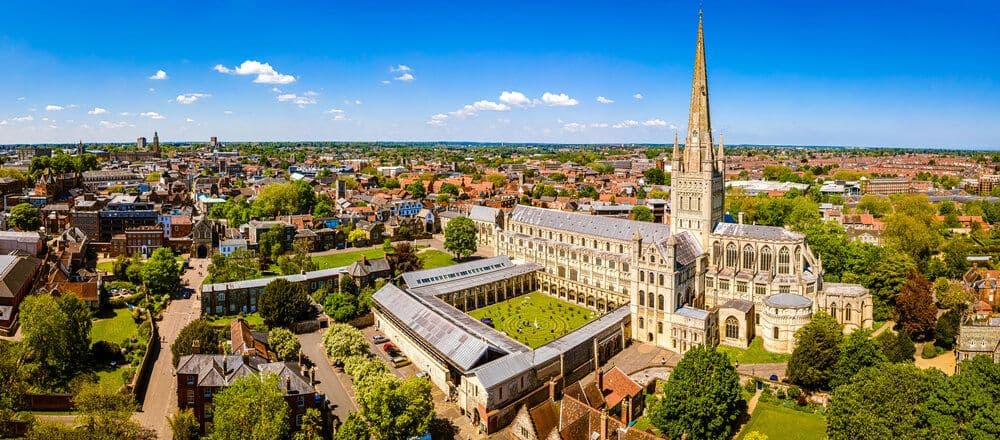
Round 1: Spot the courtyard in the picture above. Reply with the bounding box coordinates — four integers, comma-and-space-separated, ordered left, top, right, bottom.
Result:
467, 292, 597, 348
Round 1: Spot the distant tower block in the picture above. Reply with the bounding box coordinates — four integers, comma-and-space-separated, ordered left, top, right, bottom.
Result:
210, 136, 218, 148
153, 131, 160, 156
77, 140, 84, 156
336, 179, 347, 199
137, 136, 147, 150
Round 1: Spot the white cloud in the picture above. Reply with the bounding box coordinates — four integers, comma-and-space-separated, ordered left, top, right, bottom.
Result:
148, 88, 156, 92
344, 99, 362, 105
395, 72, 415, 82
45, 105, 64, 111
390, 64, 412, 72
633, 92, 644, 100
140, 111, 165, 119
175, 93, 210, 104
88, 107, 107, 115
562, 122, 586, 133
613, 119, 639, 129
324, 108, 348, 121
120, 112, 131, 116
16, 97, 26, 101
186, 118, 195, 123
214, 60, 296, 84
596, 96, 614, 104
271, 87, 281, 93
149, 69, 168, 80
450, 100, 510, 118
223, 110, 233, 115
590, 122, 609, 128
426, 113, 448, 127
642, 118, 668, 127
276, 92, 318, 107
0, 120, 7, 126
12, 115, 33, 122
99, 120, 129, 129
380, 80, 391, 85
499, 91, 532, 107
540, 92, 578, 107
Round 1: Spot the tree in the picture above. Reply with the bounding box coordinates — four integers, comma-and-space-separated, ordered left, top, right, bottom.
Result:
209, 373, 289, 440
325, 291, 360, 322
405, 182, 426, 199
268, 327, 301, 361
578, 185, 599, 199
865, 251, 916, 321
933, 308, 961, 350
387, 242, 423, 275
922, 356, 1000, 438
631, 205, 654, 222
355, 374, 435, 440
896, 271, 938, 341
8, 203, 40, 231
343, 355, 388, 382
294, 408, 324, 440
172, 319, 222, 366
259, 278, 316, 328
883, 213, 938, 265
207, 248, 261, 283
857, 194, 892, 217
875, 330, 916, 363
73, 384, 155, 439
827, 363, 942, 440
443, 216, 477, 259
934, 278, 974, 311
339, 274, 359, 296
336, 412, 371, 440
322, 323, 369, 365
439, 182, 460, 196
647, 345, 745, 440
278, 242, 318, 275
258, 225, 287, 263
830, 329, 886, 389
142, 247, 181, 296
168, 408, 200, 440
787, 311, 842, 390
0, 341, 26, 437
253, 181, 316, 217
20, 294, 92, 382
643, 167, 666, 185
348, 229, 368, 246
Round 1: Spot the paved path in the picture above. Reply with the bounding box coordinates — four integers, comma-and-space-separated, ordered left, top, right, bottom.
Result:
871, 320, 895, 337
133, 258, 209, 439
298, 327, 357, 427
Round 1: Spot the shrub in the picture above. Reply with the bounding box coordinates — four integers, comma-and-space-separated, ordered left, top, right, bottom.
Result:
921, 343, 942, 359
92, 340, 123, 363
787, 385, 802, 400
776, 388, 787, 400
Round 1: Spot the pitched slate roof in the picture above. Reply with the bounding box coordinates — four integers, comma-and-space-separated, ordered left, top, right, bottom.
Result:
712, 222, 803, 241
510, 205, 671, 243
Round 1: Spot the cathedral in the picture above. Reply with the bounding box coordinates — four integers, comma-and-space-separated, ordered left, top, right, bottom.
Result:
497, 12, 872, 354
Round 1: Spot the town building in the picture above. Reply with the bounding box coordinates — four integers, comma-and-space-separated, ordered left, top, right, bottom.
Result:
0, 253, 45, 336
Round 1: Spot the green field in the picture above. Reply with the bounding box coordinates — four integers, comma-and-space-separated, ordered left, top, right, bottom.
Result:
312, 248, 387, 269
468, 292, 597, 348
204, 313, 265, 329
91, 308, 139, 345
418, 249, 456, 269
738, 401, 826, 440
717, 337, 791, 364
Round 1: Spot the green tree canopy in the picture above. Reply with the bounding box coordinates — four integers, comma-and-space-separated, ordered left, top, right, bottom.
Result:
631, 205, 654, 222
827, 363, 943, 440
830, 329, 886, 389
267, 327, 301, 361
20, 294, 92, 382
788, 311, 842, 390
643, 167, 666, 185
875, 330, 915, 363
355, 374, 435, 440
648, 345, 745, 440
259, 278, 316, 328
209, 373, 290, 440
896, 271, 938, 341
172, 319, 222, 366
8, 203, 41, 231
141, 247, 181, 296
322, 323, 369, 365
252, 181, 317, 218
444, 216, 477, 259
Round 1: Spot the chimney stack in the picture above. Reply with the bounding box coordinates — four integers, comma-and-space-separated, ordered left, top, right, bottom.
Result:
191, 339, 201, 354
599, 409, 608, 440
285, 377, 292, 393
738, 212, 744, 224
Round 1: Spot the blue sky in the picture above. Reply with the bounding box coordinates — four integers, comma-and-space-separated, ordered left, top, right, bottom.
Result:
1, 0, 998, 148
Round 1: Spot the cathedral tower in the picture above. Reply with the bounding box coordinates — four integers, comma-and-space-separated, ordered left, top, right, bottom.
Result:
670, 10, 725, 249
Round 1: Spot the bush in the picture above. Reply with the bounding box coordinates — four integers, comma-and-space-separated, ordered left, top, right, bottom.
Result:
776, 388, 787, 400
921, 343, 943, 359
787, 385, 802, 400
743, 379, 757, 394
92, 340, 123, 363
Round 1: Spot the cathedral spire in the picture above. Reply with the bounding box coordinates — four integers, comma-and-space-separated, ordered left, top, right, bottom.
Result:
685, 8, 713, 170
672, 130, 680, 161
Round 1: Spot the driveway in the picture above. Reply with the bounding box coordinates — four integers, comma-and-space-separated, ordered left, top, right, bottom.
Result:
133, 257, 208, 438
298, 328, 357, 426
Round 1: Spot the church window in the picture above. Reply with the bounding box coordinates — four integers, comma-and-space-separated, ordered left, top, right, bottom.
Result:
742, 245, 755, 270
726, 243, 737, 268
755, 285, 766, 296
830, 302, 837, 317
794, 246, 802, 271
725, 317, 739, 339
638, 291, 645, 306
778, 247, 790, 274
647, 292, 655, 308
622, 263, 629, 272
596, 258, 602, 266
706, 278, 714, 288
640, 271, 645, 282
736, 281, 748, 294
619, 244, 624, 253
773, 327, 780, 339
779, 285, 790, 294
845, 306, 852, 321
756, 247, 770, 272
657, 322, 663, 334
657, 295, 665, 310
658, 274, 665, 286
720, 279, 729, 290
638, 318, 644, 329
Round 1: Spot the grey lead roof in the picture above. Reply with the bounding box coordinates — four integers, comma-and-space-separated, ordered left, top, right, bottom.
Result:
510, 205, 672, 244
823, 283, 868, 297
469, 205, 500, 223
764, 293, 813, 309
713, 222, 803, 241
402, 256, 513, 288
407, 263, 541, 297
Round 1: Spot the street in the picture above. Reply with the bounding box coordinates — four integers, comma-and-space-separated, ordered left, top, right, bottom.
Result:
297, 328, 357, 425
132, 257, 208, 438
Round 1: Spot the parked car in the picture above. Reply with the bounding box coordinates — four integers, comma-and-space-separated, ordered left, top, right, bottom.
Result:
415, 371, 429, 379
373, 335, 389, 344
392, 356, 411, 367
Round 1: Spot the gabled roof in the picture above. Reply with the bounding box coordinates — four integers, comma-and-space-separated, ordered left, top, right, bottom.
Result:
713, 222, 803, 241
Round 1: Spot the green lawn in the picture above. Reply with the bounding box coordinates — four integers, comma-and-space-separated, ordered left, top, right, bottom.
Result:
312, 248, 386, 269
468, 292, 597, 348
738, 401, 826, 440
96, 261, 114, 274
418, 249, 456, 269
717, 337, 791, 364
91, 308, 139, 345
204, 313, 265, 329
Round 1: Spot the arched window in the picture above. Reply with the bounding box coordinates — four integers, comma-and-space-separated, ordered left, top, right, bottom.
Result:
659, 274, 665, 286
647, 292, 655, 308
638, 290, 645, 306
657, 322, 663, 334
743, 245, 755, 270
845, 305, 852, 321
760, 247, 772, 271
778, 247, 790, 274
713, 241, 722, 266
639, 271, 645, 282
726, 243, 738, 268
657, 295, 665, 310
725, 316, 739, 339
794, 246, 802, 271
638, 317, 644, 329
829, 302, 837, 317
773, 326, 780, 339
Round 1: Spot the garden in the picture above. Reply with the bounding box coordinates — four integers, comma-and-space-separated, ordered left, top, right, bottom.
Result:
467, 292, 596, 348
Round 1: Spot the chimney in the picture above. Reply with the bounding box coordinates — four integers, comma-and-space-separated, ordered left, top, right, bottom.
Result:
599, 409, 608, 440
222, 357, 227, 373
360, 255, 367, 264
285, 377, 292, 393
191, 339, 201, 354
738, 212, 744, 224
623, 395, 632, 425
548, 380, 556, 401
595, 367, 604, 391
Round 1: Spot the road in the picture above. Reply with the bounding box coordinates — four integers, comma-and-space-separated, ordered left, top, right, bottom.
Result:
298, 328, 357, 426
133, 257, 209, 439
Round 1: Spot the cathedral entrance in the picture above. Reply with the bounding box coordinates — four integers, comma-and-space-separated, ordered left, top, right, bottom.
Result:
197, 245, 208, 259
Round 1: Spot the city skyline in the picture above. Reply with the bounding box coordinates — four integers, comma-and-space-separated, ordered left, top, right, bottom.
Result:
1, 1, 998, 148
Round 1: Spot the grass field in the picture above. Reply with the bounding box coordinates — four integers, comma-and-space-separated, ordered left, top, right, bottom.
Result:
312, 248, 387, 269
91, 308, 139, 345
717, 337, 791, 364
468, 292, 597, 348
96, 260, 114, 273
204, 312, 266, 329
418, 249, 456, 269
738, 401, 826, 440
